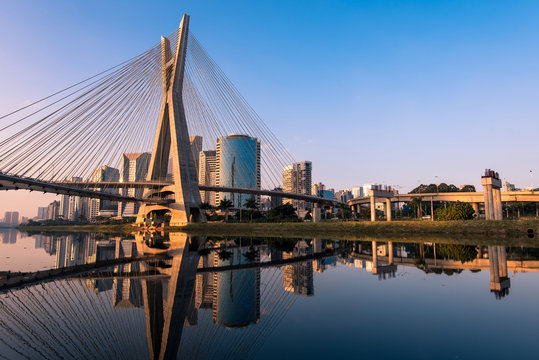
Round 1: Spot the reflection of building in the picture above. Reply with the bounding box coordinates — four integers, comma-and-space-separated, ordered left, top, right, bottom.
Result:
282, 161, 312, 212
216, 135, 261, 208
199, 150, 217, 206
283, 241, 314, 296
212, 247, 261, 327
1, 229, 18, 244
118, 153, 150, 216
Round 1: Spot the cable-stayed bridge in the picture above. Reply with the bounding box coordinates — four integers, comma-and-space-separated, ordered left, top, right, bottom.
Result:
0, 14, 337, 225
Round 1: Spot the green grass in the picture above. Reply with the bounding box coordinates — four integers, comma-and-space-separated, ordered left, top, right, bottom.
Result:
17, 220, 539, 246
174, 220, 539, 244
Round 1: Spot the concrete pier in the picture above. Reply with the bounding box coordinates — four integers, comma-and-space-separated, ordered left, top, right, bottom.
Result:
481, 170, 503, 220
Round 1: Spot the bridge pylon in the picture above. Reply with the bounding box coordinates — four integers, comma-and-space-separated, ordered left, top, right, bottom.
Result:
137, 14, 206, 226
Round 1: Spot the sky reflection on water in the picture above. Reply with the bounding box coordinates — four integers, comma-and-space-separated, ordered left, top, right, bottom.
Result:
1, 230, 539, 359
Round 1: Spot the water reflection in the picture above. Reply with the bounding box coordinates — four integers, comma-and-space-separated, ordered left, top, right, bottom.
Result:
0, 228, 18, 244
1, 233, 538, 359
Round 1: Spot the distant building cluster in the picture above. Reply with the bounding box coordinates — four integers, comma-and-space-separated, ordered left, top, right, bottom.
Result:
1, 211, 20, 226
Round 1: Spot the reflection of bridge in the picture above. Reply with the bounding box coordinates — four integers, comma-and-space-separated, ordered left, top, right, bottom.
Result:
349, 241, 513, 298
0, 234, 318, 359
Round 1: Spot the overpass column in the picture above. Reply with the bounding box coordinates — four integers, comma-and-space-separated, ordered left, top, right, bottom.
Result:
472, 203, 479, 217
493, 188, 503, 220
370, 196, 376, 222
385, 198, 392, 222
313, 203, 321, 223
388, 241, 393, 265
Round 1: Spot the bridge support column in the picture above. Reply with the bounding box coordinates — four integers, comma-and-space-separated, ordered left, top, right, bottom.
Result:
313, 203, 321, 223
388, 241, 393, 265
472, 203, 479, 217
493, 188, 503, 220
482, 171, 502, 220
370, 196, 376, 222
384, 198, 392, 222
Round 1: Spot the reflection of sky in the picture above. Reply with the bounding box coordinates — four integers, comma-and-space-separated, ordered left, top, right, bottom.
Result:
0, 231, 56, 271
257, 264, 539, 360
4, 236, 539, 359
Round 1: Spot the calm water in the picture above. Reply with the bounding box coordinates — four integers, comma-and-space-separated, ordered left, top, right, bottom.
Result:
1, 229, 539, 359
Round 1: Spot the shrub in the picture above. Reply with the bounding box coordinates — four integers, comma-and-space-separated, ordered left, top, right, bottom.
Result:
435, 201, 475, 220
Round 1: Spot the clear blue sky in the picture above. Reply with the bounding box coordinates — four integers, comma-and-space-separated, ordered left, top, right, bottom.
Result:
1, 0, 539, 217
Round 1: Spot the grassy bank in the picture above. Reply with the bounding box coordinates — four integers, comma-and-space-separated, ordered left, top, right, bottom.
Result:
176, 220, 539, 240
18, 224, 133, 234
17, 220, 539, 246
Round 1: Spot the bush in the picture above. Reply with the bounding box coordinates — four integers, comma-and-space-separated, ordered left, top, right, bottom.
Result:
437, 244, 478, 264
435, 201, 475, 220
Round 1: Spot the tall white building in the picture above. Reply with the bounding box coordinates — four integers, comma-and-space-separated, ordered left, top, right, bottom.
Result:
351, 186, 363, 198
199, 150, 217, 206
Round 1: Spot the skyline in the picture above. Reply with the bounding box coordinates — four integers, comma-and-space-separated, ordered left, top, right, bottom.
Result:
2, 0, 539, 217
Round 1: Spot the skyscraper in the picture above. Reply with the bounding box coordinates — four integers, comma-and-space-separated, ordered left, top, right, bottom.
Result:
282, 161, 312, 212
199, 150, 217, 206
118, 153, 151, 216
88, 165, 120, 219
189, 135, 202, 178
47, 201, 60, 220
67, 177, 86, 221
216, 135, 261, 208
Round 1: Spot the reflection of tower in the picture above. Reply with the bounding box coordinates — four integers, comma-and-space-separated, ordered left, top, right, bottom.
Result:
282, 241, 314, 296
488, 246, 510, 299
1, 229, 18, 244
113, 241, 143, 308
195, 254, 215, 309
212, 247, 261, 327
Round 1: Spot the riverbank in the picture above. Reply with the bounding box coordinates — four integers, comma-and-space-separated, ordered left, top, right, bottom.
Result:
178, 220, 539, 239
18, 224, 133, 234
18, 220, 539, 242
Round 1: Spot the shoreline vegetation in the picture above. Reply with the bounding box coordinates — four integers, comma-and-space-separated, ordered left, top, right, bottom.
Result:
17, 219, 539, 241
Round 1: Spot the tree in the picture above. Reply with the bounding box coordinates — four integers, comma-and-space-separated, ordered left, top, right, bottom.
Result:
200, 202, 212, 211
268, 204, 298, 221
409, 197, 423, 219
219, 198, 233, 222
459, 185, 476, 192
244, 197, 258, 222
435, 201, 475, 220
337, 203, 352, 220
437, 244, 478, 264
